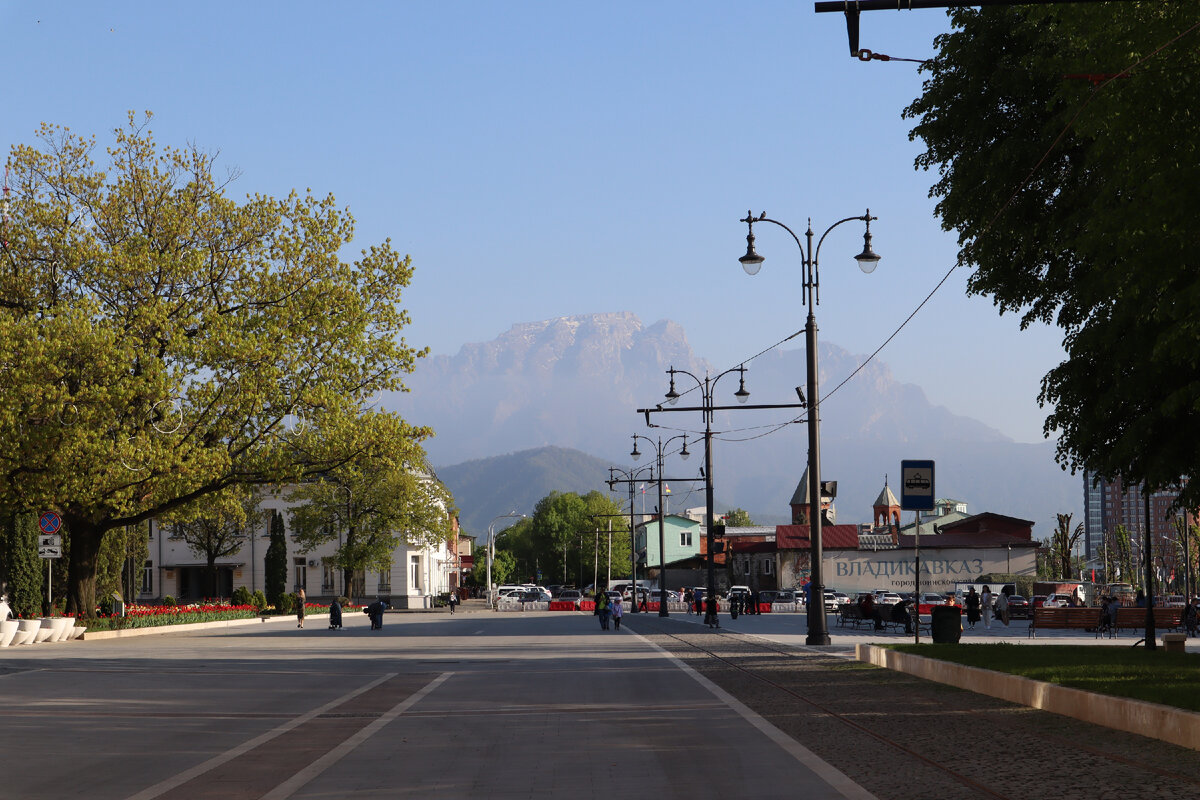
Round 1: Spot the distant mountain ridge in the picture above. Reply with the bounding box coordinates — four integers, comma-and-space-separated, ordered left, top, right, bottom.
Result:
387, 312, 1079, 537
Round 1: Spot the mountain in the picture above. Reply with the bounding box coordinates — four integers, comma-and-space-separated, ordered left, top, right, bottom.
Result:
388, 312, 1080, 537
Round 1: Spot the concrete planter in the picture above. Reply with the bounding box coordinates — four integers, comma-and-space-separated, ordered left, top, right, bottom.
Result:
15, 619, 41, 645
0, 620, 18, 647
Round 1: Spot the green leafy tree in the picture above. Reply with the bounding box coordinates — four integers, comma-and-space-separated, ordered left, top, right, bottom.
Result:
522, 491, 629, 586
167, 490, 262, 600
95, 522, 150, 605
1110, 524, 1135, 587
904, 5, 1200, 504
288, 416, 453, 604
264, 511, 288, 610
724, 508, 754, 527
0, 114, 428, 616
1, 513, 43, 617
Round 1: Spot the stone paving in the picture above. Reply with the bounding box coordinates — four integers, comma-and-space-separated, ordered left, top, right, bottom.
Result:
626, 613, 1200, 800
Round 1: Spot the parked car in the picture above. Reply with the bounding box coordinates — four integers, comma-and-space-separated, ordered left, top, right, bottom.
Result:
520, 589, 551, 603
1006, 595, 1030, 619
1043, 593, 1072, 608
830, 591, 850, 607
878, 592, 903, 605
1031, 595, 1047, 609
559, 589, 583, 608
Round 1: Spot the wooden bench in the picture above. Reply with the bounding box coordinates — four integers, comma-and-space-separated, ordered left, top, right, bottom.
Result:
1028, 606, 1101, 638
1113, 607, 1182, 634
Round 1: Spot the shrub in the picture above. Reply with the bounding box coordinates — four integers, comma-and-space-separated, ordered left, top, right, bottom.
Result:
337, 596, 350, 607
251, 590, 268, 612
98, 594, 114, 616
163, 595, 176, 607
231, 586, 252, 607
275, 592, 295, 615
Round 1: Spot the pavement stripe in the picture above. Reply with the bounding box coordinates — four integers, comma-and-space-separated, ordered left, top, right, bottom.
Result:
258, 671, 452, 800
629, 628, 880, 800
123, 672, 398, 800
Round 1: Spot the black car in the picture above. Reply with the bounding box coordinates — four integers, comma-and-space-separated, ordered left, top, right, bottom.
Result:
1005, 595, 1030, 619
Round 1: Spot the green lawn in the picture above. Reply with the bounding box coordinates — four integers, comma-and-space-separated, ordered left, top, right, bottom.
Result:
889, 643, 1200, 712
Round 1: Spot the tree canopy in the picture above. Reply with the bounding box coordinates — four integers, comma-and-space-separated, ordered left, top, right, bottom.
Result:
904, 5, 1200, 506
288, 413, 454, 603
0, 114, 430, 614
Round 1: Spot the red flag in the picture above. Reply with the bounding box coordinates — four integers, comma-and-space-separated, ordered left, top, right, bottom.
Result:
1091, 568, 1095, 582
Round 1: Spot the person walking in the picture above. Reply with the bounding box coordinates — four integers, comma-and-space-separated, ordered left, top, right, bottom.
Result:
965, 587, 981, 629
448, 591, 458, 615
611, 595, 623, 630
995, 588, 1010, 626
296, 588, 306, 629
981, 585, 993, 629
684, 588, 694, 614
595, 590, 610, 631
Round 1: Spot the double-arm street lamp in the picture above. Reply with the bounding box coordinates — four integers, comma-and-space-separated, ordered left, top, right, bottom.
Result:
630, 432, 690, 616
607, 463, 657, 613
737, 209, 880, 645
487, 511, 526, 608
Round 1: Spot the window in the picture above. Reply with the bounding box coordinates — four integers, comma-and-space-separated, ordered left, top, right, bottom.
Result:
763, 559, 773, 575
294, 558, 307, 593
411, 555, 421, 591
141, 560, 153, 594
378, 566, 391, 591
680, 530, 693, 547
322, 563, 335, 594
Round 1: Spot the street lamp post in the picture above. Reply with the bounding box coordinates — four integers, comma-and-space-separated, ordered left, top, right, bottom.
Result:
487, 511, 526, 608
663, 366, 750, 627
738, 209, 880, 645
631, 432, 690, 616
608, 465, 656, 613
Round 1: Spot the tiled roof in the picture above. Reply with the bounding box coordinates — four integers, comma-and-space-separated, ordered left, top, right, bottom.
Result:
872, 482, 900, 508
776, 524, 860, 549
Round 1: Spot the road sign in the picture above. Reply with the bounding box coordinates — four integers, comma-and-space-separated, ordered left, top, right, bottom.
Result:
39, 511, 62, 535
38, 534, 62, 548
900, 459, 935, 511
39, 546, 62, 559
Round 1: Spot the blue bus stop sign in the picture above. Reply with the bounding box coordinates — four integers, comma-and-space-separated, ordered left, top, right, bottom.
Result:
900, 460, 935, 511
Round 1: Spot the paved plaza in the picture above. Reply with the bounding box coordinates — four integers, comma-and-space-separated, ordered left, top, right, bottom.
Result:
0, 608, 1196, 800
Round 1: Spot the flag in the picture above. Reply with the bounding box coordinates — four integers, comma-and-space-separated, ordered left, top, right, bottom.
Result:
664, 484, 671, 494
638, 483, 644, 494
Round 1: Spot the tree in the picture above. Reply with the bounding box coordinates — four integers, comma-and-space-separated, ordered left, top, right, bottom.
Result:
1049, 513, 1084, 581
0, 115, 428, 615
724, 508, 754, 527
288, 414, 454, 604
0, 513, 43, 617
168, 490, 262, 599
264, 511, 288, 610
904, 5, 1200, 505
523, 491, 629, 587
1110, 524, 1134, 586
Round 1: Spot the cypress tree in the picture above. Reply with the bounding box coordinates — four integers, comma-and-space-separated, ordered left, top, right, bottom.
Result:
264, 511, 288, 611
1, 513, 44, 618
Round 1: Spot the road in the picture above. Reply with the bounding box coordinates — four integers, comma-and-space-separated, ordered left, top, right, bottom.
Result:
0, 608, 1196, 800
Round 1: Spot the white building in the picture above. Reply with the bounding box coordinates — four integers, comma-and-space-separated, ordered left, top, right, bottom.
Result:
138, 485, 455, 609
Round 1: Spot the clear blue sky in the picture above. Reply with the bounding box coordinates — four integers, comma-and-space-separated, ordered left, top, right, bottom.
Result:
2, 2, 1065, 444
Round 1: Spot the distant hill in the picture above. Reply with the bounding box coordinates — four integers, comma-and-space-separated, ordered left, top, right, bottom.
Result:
389, 312, 1082, 538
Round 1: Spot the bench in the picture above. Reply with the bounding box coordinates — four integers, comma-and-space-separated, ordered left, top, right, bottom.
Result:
837, 603, 874, 628
1112, 607, 1182, 634
1028, 606, 1101, 638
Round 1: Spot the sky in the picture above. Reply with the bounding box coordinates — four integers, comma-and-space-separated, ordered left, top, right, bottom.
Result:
1, 2, 1067, 445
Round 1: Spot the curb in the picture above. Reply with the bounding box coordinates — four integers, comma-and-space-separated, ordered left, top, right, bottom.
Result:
82, 614, 310, 640
856, 644, 1200, 752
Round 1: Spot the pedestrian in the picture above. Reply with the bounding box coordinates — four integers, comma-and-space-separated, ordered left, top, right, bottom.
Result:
981, 585, 993, 629
684, 588, 694, 614
694, 590, 704, 616
296, 588, 306, 629
328, 598, 342, 630
611, 595, 623, 630
366, 599, 385, 629
996, 587, 1010, 626
595, 590, 610, 631
965, 586, 981, 629
448, 591, 458, 615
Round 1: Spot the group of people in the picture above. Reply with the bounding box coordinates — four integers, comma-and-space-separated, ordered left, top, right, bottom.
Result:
729, 591, 763, 616
855, 593, 915, 634
962, 585, 1011, 629
592, 591, 624, 630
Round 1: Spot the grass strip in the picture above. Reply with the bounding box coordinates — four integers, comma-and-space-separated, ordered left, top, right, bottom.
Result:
889, 643, 1200, 712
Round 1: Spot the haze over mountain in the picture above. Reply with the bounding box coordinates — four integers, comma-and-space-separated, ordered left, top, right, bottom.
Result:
385, 312, 1080, 537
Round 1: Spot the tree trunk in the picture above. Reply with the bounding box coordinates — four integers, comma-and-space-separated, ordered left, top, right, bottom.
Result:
64, 515, 105, 619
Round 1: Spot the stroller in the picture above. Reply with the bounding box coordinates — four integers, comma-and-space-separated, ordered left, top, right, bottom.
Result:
328, 600, 343, 630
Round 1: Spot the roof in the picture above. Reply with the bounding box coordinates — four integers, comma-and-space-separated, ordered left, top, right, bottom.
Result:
788, 466, 812, 507
776, 524, 860, 550
872, 482, 900, 508
730, 540, 777, 554
895, 532, 1038, 549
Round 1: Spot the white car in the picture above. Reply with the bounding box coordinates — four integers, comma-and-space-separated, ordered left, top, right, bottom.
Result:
1043, 593, 1072, 608
878, 593, 903, 605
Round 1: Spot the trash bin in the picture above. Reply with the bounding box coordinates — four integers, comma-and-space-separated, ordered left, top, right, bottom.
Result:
930, 605, 962, 643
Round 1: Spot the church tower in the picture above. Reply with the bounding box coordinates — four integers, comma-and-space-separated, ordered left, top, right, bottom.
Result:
872, 476, 902, 531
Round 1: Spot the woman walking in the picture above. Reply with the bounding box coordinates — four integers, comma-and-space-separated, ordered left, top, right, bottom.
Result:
980, 585, 993, 630
965, 587, 981, 629
611, 595, 623, 630
296, 588, 306, 629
